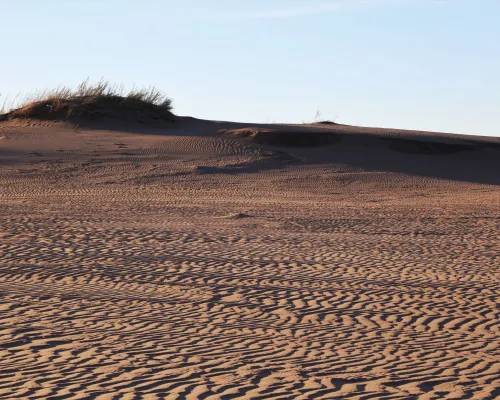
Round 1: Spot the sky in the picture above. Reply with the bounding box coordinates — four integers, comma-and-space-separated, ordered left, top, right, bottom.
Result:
1, 0, 499, 136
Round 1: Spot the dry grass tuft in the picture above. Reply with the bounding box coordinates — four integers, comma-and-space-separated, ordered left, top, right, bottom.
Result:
0, 79, 174, 123
316, 120, 337, 125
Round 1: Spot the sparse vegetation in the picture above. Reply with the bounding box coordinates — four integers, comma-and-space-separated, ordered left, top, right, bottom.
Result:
0, 79, 174, 123
307, 107, 337, 125
0, 93, 17, 115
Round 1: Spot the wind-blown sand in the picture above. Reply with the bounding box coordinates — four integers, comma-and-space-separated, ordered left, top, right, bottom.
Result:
0, 117, 499, 399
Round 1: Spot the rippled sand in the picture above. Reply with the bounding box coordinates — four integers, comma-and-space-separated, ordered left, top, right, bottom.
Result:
0, 119, 499, 399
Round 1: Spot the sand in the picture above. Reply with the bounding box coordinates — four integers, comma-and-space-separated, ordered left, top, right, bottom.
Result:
0, 117, 499, 399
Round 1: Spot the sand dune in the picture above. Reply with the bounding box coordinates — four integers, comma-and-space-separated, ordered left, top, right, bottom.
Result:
0, 117, 498, 399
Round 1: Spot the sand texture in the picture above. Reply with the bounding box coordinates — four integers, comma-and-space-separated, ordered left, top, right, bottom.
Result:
0, 118, 499, 399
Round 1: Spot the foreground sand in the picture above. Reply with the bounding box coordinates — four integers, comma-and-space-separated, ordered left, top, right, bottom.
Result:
0, 118, 499, 399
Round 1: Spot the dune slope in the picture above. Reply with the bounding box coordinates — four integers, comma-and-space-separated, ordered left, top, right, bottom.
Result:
0, 117, 499, 399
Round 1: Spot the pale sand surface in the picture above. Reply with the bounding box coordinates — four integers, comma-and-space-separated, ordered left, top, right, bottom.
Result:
0, 118, 499, 399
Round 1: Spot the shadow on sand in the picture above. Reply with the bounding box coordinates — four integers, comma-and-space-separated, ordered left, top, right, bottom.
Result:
218, 128, 500, 186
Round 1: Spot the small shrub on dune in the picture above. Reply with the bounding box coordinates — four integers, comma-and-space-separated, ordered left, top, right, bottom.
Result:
0, 79, 174, 123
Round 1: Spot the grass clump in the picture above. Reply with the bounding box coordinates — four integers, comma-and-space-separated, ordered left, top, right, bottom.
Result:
0, 79, 174, 123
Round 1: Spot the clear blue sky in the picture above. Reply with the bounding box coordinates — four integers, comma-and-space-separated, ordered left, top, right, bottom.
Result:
1, 0, 499, 136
